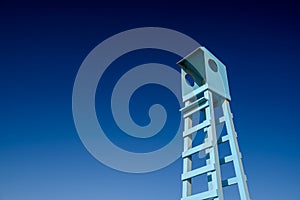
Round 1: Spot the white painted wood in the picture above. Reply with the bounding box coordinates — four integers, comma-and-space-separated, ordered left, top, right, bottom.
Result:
222, 100, 250, 200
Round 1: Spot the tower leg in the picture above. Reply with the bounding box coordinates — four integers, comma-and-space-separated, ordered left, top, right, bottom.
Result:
222, 100, 250, 200
205, 90, 224, 200
182, 101, 192, 198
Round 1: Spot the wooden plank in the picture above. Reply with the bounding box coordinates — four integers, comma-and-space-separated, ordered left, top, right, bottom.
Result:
180, 97, 207, 113
222, 177, 238, 187
181, 164, 215, 181
183, 120, 210, 137
182, 141, 212, 158
217, 135, 229, 144
219, 155, 233, 165
183, 84, 208, 102
183, 101, 209, 118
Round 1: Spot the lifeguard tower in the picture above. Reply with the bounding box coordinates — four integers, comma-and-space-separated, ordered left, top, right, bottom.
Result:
177, 47, 250, 200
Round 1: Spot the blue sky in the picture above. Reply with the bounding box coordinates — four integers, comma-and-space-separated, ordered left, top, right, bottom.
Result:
1, 1, 300, 199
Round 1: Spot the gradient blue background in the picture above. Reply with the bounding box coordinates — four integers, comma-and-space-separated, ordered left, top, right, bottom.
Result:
1, 1, 300, 199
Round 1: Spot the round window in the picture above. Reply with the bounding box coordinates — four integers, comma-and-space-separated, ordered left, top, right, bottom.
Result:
208, 59, 218, 72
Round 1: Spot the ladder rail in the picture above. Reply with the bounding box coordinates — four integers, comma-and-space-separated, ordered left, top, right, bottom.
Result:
222, 100, 251, 200
205, 90, 224, 200
181, 89, 250, 200
182, 100, 193, 198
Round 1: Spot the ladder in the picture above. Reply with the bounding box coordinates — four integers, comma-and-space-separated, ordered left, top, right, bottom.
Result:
180, 85, 250, 200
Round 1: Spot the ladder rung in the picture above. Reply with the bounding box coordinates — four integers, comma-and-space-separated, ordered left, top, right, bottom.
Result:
181, 189, 218, 200
183, 101, 209, 118
216, 113, 233, 125
182, 164, 215, 180
183, 120, 210, 137
182, 83, 208, 102
222, 177, 238, 187
217, 135, 229, 144
219, 155, 234, 165
182, 141, 212, 158
180, 97, 207, 113
216, 116, 225, 125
